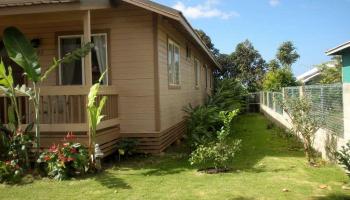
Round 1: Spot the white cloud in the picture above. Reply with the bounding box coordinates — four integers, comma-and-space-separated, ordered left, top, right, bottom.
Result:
172, 0, 239, 20
269, 0, 280, 7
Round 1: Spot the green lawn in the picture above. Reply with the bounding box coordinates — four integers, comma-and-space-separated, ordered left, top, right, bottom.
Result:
1, 114, 350, 200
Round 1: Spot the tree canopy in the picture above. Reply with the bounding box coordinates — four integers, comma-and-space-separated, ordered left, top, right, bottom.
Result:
195, 29, 219, 57
230, 40, 267, 92
318, 56, 342, 84
276, 41, 300, 69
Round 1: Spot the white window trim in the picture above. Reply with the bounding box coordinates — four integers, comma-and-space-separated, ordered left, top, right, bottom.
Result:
168, 39, 181, 87
58, 33, 109, 86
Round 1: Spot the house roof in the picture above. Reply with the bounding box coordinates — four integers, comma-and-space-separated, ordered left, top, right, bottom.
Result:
0, 0, 78, 8
297, 62, 335, 83
122, 0, 221, 69
326, 41, 350, 56
0, 0, 221, 69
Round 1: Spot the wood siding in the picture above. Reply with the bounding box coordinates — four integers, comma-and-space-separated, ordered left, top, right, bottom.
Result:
157, 16, 215, 132
0, 2, 156, 134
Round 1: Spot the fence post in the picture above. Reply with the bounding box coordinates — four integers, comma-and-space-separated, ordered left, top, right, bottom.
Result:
282, 88, 285, 116
344, 84, 350, 141
299, 85, 305, 99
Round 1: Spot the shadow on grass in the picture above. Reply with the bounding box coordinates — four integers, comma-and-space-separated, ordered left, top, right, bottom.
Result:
229, 196, 256, 200
311, 193, 350, 200
94, 171, 131, 189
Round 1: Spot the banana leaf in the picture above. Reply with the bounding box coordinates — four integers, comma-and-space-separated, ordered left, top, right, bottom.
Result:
3, 27, 41, 83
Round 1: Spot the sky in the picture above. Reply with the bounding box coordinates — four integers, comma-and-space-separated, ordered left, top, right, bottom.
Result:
154, 0, 350, 76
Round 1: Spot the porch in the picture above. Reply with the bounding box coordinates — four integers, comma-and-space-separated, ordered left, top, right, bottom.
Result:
0, 86, 120, 156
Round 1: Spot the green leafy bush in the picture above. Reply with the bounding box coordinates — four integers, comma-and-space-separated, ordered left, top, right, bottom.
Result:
189, 110, 241, 170
116, 138, 139, 160
183, 105, 222, 148
210, 78, 247, 111
0, 160, 23, 184
37, 133, 89, 180
189, 140, 241, 170
337, 141, 350, 176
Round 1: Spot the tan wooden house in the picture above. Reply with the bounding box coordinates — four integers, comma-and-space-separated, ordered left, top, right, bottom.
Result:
0, 0, 220, 155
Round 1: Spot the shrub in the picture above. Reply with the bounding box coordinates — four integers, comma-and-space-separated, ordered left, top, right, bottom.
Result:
0, 160, 23, 184
116, 138, 139, 160
37, 133, 89, 180
189, 110, 241, 170
183, 105, 222, 148
210, 78, 247, 111
337, 141, 350, 176
189, 140, 241, 170
280, 96, 321, 165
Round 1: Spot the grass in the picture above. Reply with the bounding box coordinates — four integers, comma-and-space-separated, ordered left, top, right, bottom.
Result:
1, 114, 350, 200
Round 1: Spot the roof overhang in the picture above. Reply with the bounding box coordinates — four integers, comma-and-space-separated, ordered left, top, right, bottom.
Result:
121, 0, 221, 69
0, 0, 221, 69
326, 41, 350, 56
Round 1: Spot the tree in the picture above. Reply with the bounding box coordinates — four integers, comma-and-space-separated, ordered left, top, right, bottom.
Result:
230, 40, 267, 92
318, 56, 342, 84
268, 59, 280, 72
280, 96, 321, 165
263, 68, 298, 92
276, 41, 300, 69
195, 29, 219, 57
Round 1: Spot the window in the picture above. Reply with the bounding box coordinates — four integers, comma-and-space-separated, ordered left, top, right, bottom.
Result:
186, 45, 192, 59
58, 33, 108, 85
168, 39, 180, 86
205, 65, 208, 89
209, 68, 213, 89
194, 58, 200, 88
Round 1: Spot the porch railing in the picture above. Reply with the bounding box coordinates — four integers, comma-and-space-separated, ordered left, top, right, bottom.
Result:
0, 86, 119, 133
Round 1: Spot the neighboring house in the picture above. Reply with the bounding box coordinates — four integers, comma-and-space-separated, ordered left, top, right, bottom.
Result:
326, 41, 350, 83
297, 62, 335, 85
0, 0, 220, 155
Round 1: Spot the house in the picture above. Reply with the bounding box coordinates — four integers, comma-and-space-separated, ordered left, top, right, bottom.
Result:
326, 41, 350, 83
297, 62, 336, 85
0, 0, 220, 155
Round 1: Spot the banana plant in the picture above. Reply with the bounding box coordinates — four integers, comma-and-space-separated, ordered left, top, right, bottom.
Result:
3, 26, 93, 153
0, 60, 21, 128
87, 71, 107, 163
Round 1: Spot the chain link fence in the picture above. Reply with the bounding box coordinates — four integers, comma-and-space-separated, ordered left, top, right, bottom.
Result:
261, 84, 343, 137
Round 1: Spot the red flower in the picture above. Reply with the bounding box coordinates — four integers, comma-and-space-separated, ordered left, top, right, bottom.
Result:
70, 148, 77, 154
67, 157, 75, 162
64, 132, 76, 141
49, 144, 58, 153
63, 143, 69, 147
44, 155, 51, 161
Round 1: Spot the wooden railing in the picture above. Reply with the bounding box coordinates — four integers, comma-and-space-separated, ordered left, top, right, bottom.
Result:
0, 86, 119, 132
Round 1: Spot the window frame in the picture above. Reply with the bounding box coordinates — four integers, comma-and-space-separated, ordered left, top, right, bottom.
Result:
58, 33, 109, 86
205, 65, 208, 89
167, 39, 181, 87
194, 58, 200, 89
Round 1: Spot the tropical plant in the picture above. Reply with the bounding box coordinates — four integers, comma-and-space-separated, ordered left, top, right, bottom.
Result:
87, 71, 108, 163
280, 95, 321, 165
189, 140, 241, 170
0, 124, 33, 169
2, 26, 93, 153
37, 133, 89, 180
189, 110, 241, 170
0, 160, 23, 184
209, 78, 246, 111
183, 104, 222, 148
337, 141, 350, 176
276, 41, 300, 70
263, 68, 298, 92
318, 56, 342, 84
116, 139, 139, 161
